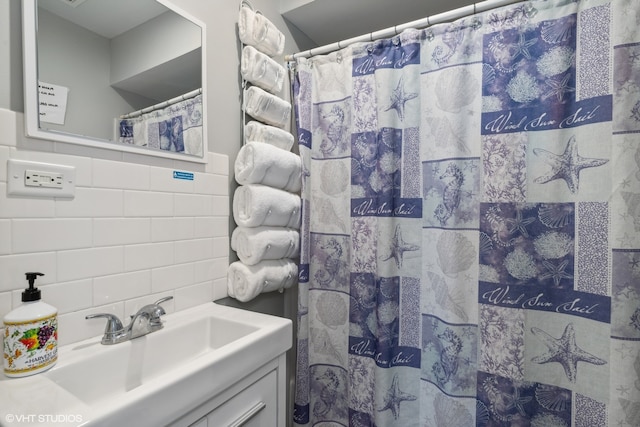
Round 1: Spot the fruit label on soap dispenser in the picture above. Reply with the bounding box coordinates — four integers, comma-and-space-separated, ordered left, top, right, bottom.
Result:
3, 314, 58, 376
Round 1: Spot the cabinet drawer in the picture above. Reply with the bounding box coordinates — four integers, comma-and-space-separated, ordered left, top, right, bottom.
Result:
205, 370, 277, 427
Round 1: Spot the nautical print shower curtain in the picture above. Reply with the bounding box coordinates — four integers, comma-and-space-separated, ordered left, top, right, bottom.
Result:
118, 94, 203, 156
292, 0, 640, 425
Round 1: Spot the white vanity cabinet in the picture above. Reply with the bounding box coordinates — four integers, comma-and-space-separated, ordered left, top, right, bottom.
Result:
0, 303, 292, 427
170, 354, 287, 427
192, 371, 277, 427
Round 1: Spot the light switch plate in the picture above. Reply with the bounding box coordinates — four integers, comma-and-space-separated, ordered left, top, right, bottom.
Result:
7, 159, 76, 198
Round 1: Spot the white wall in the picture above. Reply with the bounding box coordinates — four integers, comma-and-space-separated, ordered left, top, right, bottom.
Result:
1, 1, 26, 113
0, 0, 311, 346
0, 108, 230, 346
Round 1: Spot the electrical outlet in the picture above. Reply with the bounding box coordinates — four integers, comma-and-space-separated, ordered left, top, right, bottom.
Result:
25, 170, 65, 188
7, 159, 76, 198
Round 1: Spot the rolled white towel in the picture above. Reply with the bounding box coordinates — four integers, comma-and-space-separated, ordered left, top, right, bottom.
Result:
243, 86, 291, 128
245, 121, 294, 151
235, 141, 302, 192
231, 226, 300, 265
227, 259, 298, 302
241, 46, 286, 95
233, 184, 301, 229
238, 5, 285, 57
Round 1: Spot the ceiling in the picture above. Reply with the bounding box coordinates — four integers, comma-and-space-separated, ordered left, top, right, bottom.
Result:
40, 0, 480, 47
38, 0, 167, 39
281, 0, 479, 48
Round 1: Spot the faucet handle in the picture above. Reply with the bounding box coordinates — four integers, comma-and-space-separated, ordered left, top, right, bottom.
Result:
154, 296, 173, 306
85, 313, 124, 338
151, 296, 173, 317
139, 295, 173, 326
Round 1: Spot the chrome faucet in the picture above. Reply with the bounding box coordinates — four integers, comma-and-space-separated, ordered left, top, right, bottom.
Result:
135, 296, 173, 329
86, 296, 173, 345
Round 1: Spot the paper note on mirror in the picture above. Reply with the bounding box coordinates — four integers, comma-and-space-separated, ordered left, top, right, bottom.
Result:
38, 81, 68, 125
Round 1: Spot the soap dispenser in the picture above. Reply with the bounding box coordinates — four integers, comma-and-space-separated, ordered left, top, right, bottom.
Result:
3, 272, 58, 378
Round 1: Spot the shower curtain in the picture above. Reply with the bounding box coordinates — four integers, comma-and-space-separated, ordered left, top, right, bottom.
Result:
118, 93, 203, 156
291, 0, 640, 425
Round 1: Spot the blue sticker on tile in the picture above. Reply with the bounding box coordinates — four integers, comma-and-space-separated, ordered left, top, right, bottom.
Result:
172, 171, 193, 181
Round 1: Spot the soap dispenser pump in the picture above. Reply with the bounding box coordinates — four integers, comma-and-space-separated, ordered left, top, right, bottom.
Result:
3, 272, 58, 378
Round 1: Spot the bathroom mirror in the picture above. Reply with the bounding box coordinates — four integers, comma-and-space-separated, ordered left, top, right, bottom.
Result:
22, 0, 206, 162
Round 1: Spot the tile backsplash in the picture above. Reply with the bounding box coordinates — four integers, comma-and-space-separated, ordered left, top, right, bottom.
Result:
0, 109, 229, 346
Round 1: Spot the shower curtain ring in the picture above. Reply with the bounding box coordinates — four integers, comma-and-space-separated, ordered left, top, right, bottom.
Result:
524, 2, 538, 18
426, 29, 435, 41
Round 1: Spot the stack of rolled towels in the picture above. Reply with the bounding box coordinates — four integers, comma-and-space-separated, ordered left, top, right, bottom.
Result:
238, 3, 291, 130
228, 143, 302, 302
229, 6, 300, 302
238, 4, 284, 57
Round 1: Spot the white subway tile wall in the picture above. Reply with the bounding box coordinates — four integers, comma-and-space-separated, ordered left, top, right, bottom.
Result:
0, 220, 11, 255
0, 109, 230, 346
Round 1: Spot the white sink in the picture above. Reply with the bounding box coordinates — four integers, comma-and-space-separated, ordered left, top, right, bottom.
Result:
46, 315, 259, 406
0, 302, 292, 427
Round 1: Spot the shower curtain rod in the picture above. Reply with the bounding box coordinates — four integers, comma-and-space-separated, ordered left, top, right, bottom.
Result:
284, 0, 527, 61
119, 87, 202, 119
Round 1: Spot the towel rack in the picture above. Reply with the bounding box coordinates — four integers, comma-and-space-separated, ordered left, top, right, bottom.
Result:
231, 1, 300, 303
238, 0, 256, 145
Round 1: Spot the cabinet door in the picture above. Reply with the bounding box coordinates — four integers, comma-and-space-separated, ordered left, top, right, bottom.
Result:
206, 370, 277, 427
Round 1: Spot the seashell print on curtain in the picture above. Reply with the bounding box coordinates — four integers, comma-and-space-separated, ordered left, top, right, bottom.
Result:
292, 0, 640, 425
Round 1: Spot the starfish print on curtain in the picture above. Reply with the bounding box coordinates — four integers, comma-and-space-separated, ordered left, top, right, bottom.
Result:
380, 223, 420, 268
542, 73, 576, 102
378, 373, 417, 419
384, 75, 418, 121
531, 323, 607, 382
533, 135, 609, 193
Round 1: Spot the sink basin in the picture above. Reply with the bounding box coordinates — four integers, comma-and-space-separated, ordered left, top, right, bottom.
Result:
46, 316, 259, 406
0, 302, 292, 427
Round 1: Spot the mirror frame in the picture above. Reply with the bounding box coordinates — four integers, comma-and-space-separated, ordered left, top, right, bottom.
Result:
22, 0, 207, 163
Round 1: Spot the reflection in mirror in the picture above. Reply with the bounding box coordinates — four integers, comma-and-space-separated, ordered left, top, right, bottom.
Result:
23, 0, 205, 161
